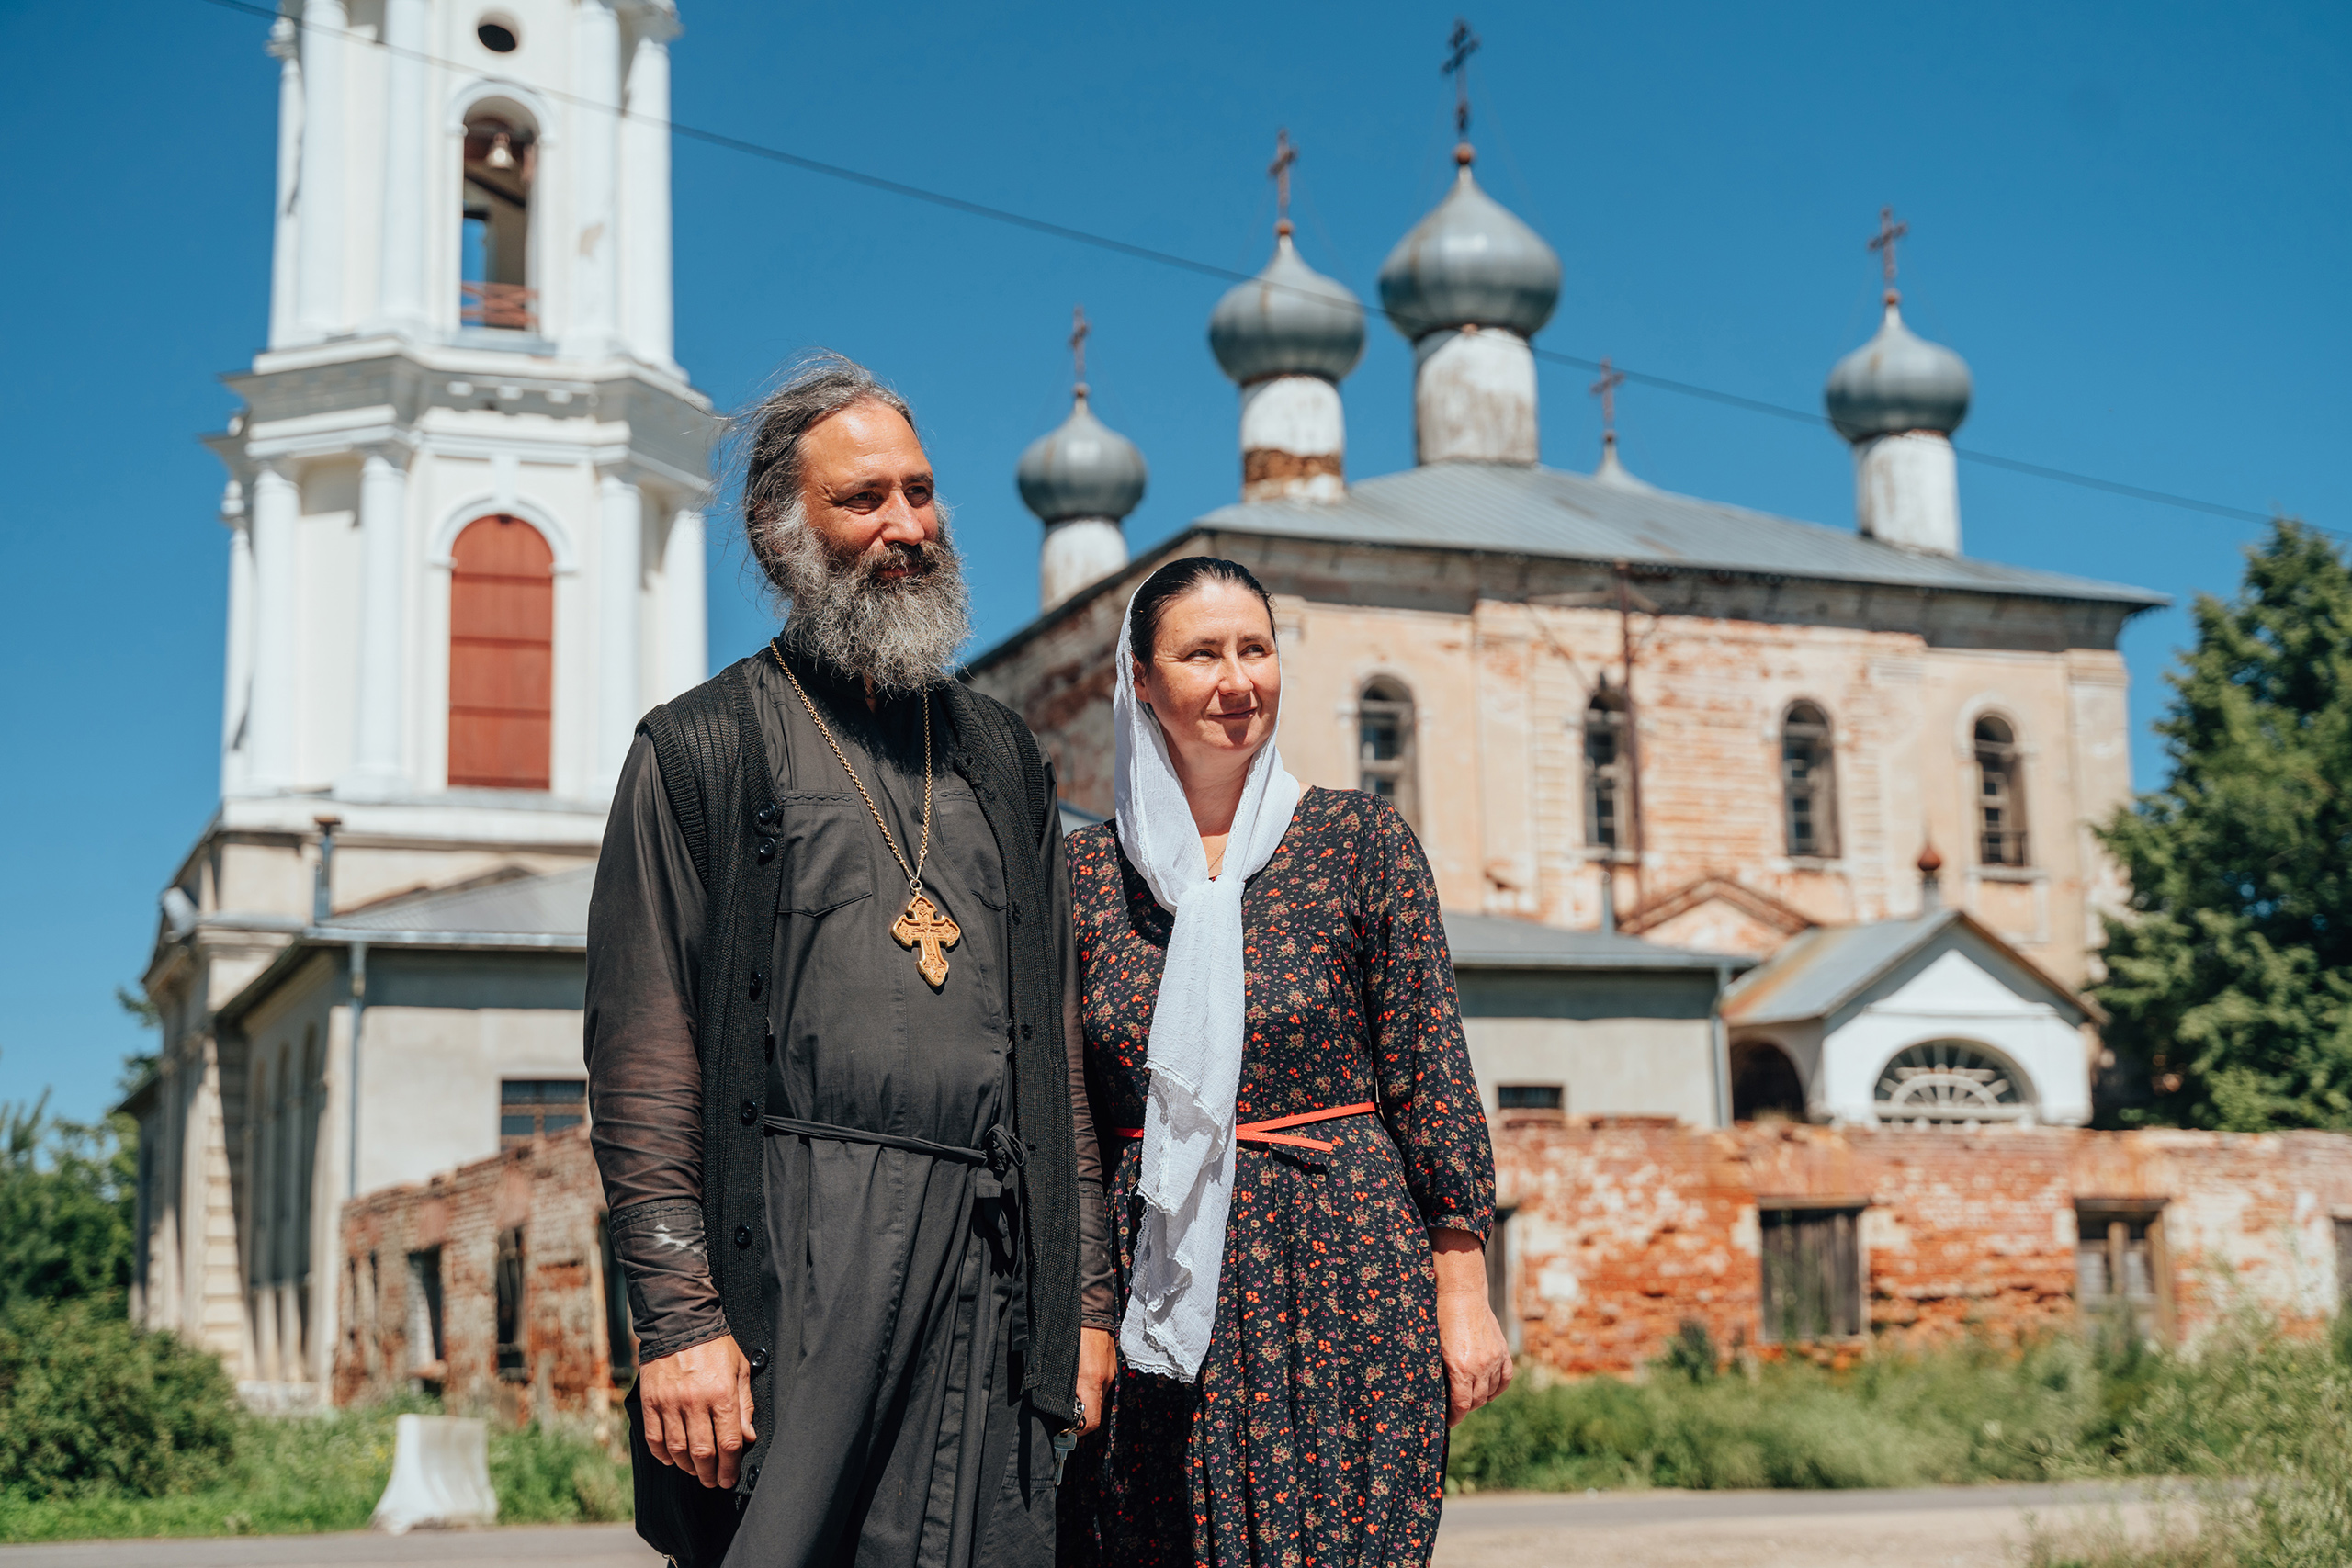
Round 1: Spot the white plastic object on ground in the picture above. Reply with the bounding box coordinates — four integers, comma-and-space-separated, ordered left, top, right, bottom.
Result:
370, 1413, 501, 1533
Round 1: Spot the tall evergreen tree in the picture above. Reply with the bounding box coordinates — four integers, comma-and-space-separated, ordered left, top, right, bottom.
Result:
2097, 521, 2352, 1129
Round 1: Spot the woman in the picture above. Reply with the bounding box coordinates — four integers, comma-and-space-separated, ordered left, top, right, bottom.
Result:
1060, 557, 1510, 1567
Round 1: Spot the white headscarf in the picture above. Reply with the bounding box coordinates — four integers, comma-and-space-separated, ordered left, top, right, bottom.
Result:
1113, 579, 1302, 1382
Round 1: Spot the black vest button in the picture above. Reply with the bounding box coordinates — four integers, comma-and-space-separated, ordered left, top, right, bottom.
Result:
734, 1224, 752, 1248
740, 1100, 759, 1125
748, 971, 764, 998
755, 801, 778, 829
749, 1347, 770, 1372
756, 837, 776, 863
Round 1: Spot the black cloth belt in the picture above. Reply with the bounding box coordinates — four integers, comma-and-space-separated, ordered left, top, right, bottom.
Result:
763, 1115, 1027, 1179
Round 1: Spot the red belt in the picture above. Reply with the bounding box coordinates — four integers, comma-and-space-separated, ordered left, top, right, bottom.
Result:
1113, 1101, 1375, 1154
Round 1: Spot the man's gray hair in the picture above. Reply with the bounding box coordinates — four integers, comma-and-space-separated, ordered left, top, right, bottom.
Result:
736, 351, 918, 595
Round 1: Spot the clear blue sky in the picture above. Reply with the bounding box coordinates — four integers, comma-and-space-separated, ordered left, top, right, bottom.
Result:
2, 1, 2345, 1122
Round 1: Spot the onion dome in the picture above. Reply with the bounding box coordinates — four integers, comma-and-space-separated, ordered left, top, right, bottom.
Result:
1016, 388, 1147, 524
1377, 147, 1561, 342
1825, 296, 1973, 441
1210, 230, 1366, 385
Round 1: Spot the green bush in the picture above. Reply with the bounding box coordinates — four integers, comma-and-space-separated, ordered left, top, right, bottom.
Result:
0, 1097, 139, 1312
0, 1295, 239, 1498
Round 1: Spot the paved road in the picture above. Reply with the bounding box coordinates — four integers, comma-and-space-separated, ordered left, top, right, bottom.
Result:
0, 1483, 2173, 1566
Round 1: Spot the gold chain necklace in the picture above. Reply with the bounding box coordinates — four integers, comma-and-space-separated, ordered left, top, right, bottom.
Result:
768, 642, 960, 988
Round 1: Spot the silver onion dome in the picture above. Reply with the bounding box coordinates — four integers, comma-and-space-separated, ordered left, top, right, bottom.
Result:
1210, 231, 1366, 385
1825, 297, 1973, 440
1016, 389, 1148, 524
1377, 149, 1561, 342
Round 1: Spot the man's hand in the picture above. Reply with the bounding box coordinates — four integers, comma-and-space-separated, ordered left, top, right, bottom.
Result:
1430, 1227, 1512, 1427
638, 1337, 756, 1489
1074, 1326, 1117, 1438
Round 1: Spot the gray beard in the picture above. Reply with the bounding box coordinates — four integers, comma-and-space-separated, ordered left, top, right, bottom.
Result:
774, 518, 972, 695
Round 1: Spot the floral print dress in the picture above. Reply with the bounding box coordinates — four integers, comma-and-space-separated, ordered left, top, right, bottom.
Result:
1057, 787, 1496, 1568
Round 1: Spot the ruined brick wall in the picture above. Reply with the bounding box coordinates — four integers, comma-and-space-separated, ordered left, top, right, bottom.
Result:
335, 1126, 621, 1418
1495, 1120, 2352, 1376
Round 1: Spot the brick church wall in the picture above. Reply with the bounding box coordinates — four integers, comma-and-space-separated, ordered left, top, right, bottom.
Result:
335, 1126, 623, 1417
1495, 1120, 2352, 1376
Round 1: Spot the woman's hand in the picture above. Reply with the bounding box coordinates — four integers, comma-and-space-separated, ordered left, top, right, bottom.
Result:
638, 1337, 757, 1489
1430, 1227, 1512, 1427
1075, 1326, 1118, 1438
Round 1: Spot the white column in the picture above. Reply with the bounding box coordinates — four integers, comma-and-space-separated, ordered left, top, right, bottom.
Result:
568, 0, 624, 357
661, 506, 706, 700
1041, 520, 1128, 612
599, 472, 645, 784
1413, 325, 1539, 465
622, 19, 677, 367
1239, 375, 1346, 502
345, 448, 410, 797
293, 0, 349, 341
220, 491, 255, 797
248, 465, 301, 792
375, 0, 427, 335
266, 19, 302, 350
1853, 431, 1962, 556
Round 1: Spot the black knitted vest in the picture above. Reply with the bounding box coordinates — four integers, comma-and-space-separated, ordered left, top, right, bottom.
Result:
635, 657, 1081, 1498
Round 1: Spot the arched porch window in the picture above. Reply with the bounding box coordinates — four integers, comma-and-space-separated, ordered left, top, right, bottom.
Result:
448, 516, 553, 789
1781, 702, 1837, 858
1974, 716, 2028, 866
1874, 1040, 2034, 1126
1731, 1039, 1806, 1122
1357, 678, 1419, 829
460, 114, 537, 331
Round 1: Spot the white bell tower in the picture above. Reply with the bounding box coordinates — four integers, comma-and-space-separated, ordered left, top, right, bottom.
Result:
210, 0, 716, 822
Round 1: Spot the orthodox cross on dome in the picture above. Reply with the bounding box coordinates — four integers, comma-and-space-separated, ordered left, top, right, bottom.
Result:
1869, 206, 1908, 298
1442, 18, 1481, 141
1269, 128, 1297, 235
1590, 356, 1626, 443
1069, 305, 1090, 393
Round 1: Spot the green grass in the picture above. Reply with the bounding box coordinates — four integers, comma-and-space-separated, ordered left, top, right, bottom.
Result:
0, 1399, 632, 1544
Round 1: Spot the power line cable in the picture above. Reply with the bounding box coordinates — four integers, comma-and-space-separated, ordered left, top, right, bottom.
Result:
192, 0, 2328, 539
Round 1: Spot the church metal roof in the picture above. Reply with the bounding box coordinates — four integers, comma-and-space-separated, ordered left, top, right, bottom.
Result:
1193, 462, 2168, 606
1442, 912, 1749, 972
325, 865, 594, 944
1722, 904, 2099, 1027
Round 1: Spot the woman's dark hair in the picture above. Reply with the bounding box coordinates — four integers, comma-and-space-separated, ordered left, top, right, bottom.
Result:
1127, 557, 1277, 669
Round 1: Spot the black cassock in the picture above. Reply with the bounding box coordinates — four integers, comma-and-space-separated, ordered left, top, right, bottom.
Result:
586, 641, 1114, 1568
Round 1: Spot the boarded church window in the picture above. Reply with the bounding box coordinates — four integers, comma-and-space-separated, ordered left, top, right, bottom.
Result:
495, 1227, 526, 1380
405, 1247, 446, 1383
1781, 703, 1838, 858
1758, 1205, 1863, 1344
449, 516, 553, 790
1357, 679, 1419, 829
2077, 1202, 2172, 1342
501, 1078, 585, 1148
1584, 689, 1630, 849
1974, 716, 2029, 867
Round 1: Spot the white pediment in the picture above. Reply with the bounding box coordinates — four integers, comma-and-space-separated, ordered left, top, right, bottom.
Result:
1864, 947, 2058, 1021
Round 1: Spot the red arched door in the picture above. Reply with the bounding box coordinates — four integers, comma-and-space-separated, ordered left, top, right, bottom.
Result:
448, 515, 552, 789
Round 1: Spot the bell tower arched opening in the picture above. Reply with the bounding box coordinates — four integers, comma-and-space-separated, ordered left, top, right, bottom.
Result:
459, 111, 537, 332
447, 515, 553, 790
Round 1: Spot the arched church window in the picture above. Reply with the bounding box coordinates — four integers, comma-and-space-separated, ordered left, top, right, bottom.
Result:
1358, 678, 1419, 829
460, 115, 536, 332
293, 1030, 319, 1286
448, 516, 553, 790
1731, 1040, 1806, 1122
1974, 716, 2028, 866
1874, 1040, 2033, 1126
1781, 703, 1838, 859
1584, 687, 1630, 850
274, 1043, 298, 1285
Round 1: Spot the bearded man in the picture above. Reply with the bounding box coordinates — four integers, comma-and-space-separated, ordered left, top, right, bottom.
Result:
585, 354, 1116, 1568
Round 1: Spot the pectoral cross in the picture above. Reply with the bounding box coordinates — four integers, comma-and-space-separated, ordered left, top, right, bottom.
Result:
892, 893, 961, 989
1870, 206, 1907, 293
